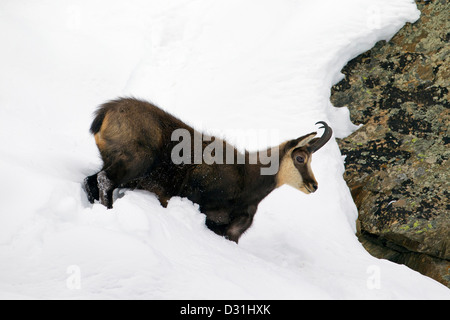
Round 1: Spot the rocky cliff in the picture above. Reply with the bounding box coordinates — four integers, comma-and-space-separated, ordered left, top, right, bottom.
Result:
331, 0, 449, 287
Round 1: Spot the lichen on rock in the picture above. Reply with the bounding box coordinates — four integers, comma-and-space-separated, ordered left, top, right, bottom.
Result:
331, 0, 450, 287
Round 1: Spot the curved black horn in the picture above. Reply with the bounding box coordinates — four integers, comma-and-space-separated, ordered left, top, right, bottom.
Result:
308, 121, 333, 153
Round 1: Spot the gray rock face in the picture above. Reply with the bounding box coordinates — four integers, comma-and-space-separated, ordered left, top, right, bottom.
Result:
330, 0, 449, 287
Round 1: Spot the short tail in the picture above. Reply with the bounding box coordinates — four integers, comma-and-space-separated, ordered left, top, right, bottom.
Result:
90, 106, 108, 135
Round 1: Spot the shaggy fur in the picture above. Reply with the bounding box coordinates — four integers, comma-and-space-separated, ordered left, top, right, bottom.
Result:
84, 97, 332, 242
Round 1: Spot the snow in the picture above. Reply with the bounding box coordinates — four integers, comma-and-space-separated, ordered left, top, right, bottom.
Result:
0, 0, 448, 299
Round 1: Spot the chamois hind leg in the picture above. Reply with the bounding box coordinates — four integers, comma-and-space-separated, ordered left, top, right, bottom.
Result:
98, 155, 154, 209
97, 170, 115, 209
97, 159, 128, 209
83, 173, 99, 203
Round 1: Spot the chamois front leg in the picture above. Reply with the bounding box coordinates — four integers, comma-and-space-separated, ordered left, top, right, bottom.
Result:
225, 205, 257, 243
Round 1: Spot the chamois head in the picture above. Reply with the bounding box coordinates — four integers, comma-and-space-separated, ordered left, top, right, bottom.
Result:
276, 121, 332, 194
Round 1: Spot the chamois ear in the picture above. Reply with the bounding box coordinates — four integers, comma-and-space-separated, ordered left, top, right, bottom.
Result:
284, 132, 317, 154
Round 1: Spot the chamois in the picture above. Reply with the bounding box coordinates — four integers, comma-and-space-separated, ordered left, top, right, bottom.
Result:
84, 97, 332, 242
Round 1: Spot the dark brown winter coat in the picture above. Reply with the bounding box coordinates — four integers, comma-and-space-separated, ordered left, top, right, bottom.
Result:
84, 97, 332, 242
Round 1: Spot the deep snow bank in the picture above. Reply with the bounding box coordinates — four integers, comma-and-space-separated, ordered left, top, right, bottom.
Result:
0, 0, 448, 299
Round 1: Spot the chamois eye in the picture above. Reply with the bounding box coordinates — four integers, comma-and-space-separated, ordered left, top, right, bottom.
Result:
296, 156, 305, 163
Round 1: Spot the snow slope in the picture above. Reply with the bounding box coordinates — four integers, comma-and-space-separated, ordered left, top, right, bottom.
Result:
0, 0, 448, 299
